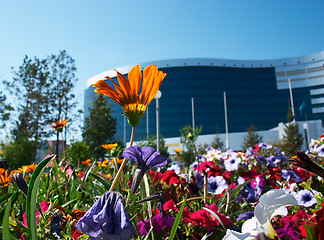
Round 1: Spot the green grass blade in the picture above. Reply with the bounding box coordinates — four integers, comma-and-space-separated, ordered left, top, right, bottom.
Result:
26, 155, 55, 240
90, 173, 111, 191
0, 193, 14, 224
2, 192, 19, 240
169, 197, 187, 240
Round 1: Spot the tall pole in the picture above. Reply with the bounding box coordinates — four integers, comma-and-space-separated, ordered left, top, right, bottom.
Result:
288, 78, 295, 122
155, 90, 162, 152
146, 107, 149, 140
123, 115, 126, 146
191, 97, 195, 131
224, 91, 229, 149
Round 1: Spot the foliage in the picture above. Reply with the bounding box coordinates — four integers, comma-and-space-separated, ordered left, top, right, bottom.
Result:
198, 133, 224, 154
0, 91, 13, 129
2, 132, 324, 239
4, 55, 51, 161
241, 125, 262, 150
47, 50, 80, 139
280, 121, 304, 157
138, 134, 169, 158
65, 140, 92, 166
2, 51, 80, 162
1, 137, 36, 170
180, 125, 202, 166
82, 94, 117, 161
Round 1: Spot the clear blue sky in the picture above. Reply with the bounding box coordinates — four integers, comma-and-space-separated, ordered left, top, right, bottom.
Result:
0, 0, 323, 140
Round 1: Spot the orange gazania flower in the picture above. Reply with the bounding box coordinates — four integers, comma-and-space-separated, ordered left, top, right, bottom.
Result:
102, 143, 118, 150
93, 65, 166, 127
97, 160, 109, 167
50, 119, 68, 132
81, 159, 91, 165
18, 163, 37, 174
0, 168, 11, 187
173, 147, 182, 154
109, 157, 124, 165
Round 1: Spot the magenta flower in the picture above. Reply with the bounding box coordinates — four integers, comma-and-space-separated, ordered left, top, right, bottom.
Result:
76, 192, 133, 240
137, 214, 175, 236
122, 146, 168, 196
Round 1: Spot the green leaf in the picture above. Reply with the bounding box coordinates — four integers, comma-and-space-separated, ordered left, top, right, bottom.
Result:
90, 173, 111, 192
83, 160, 97, 182
169, 198, 187, 240
26, 155, 55, 240
0, 193, 14, 224
304, 224, 317, 240
2, 192, 19, 240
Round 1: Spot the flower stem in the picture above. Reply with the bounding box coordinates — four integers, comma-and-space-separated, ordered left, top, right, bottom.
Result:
109, 127, 135, 192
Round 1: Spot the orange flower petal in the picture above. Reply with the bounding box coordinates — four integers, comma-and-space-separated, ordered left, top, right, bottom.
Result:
128, 65, 141, 102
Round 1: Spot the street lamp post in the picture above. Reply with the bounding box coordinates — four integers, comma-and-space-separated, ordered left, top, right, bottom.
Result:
154, 90, 162, 152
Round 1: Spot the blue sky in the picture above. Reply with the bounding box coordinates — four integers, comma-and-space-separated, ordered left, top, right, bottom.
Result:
0, 0, 323, 140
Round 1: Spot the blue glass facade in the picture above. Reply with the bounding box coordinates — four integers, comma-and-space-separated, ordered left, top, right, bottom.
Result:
84, 52, 324, 143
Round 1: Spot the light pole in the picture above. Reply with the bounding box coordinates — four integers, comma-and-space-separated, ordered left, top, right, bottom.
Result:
154, 90, 162, 152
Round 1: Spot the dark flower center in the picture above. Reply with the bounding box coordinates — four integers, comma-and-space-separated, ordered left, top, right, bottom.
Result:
301, 193, 312, 202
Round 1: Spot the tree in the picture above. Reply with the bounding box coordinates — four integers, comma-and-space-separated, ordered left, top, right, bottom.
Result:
198, 133, 224, 154
279, 107, 304, 157
47, 50, 80, 158
65, 140, 92, 167
241, 125, 262, 150
47, 50, 80, 140
211, 133, 224, 150
4, 56, 52, 161
83, 94, 117, 161
280, 122, 304, 157
1, 138, 36, 170
180, 125, 202, 166
0, 91, 13, 129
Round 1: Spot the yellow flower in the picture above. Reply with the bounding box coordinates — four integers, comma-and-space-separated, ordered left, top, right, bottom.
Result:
81, 159, 91, 165
97, 160, 109, 167
50, 119, 68, 132
0, 168, 11, 187
173, 147, 182, 154
101, 143, 118, 150
93, 65, 166, 127
0, 149, 2, 154
109, 157, 124, 165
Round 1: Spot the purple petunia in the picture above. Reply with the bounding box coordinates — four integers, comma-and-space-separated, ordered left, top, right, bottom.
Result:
122, 146, 168, 196
122, 146, 168, 170
137, 214, 175, 236
224, 155, 241, 171
281, 169, 303, 182
76, 192, 133, 240
207, 176, 228, 195
315, 144, 324, 157
258, 143, 273, 149
295, 189, 318, 207
236, 211, 254, 221
266, 155, 281, 168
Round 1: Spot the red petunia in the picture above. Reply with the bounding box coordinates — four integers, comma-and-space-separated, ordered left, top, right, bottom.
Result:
162, 170, 181, 185
182, 203, 232, 230
314, 201, 324, 240
149, 170, 163, 183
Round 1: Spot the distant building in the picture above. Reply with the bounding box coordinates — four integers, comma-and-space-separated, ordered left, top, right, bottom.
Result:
84, 51, 324, 149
